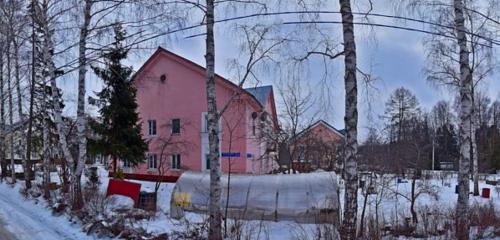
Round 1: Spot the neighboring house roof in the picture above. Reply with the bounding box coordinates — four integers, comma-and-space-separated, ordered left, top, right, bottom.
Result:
132, 47, 264, 111
338, 129, 347, 136
245, 85, 279, 129
245, 86, 273, 106
295, 120, 346, 141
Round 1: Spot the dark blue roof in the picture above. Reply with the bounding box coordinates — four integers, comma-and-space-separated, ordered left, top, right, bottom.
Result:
244, 86, 273, 106
338, 129, 347, 136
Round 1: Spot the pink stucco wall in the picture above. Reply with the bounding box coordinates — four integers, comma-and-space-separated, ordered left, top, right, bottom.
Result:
120, 48, 277, 177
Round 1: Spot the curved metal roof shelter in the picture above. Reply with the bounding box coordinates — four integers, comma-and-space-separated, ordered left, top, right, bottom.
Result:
171, 171, 340, 224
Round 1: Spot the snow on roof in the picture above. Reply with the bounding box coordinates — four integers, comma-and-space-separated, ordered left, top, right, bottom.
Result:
244, 85, 273, 106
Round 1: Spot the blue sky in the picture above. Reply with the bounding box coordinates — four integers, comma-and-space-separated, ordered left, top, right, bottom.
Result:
67, 0, 500, 141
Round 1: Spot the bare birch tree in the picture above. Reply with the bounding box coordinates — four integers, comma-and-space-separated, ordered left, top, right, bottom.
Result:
395, 1, 500, 237
0, 26, 5, 181
397, 0, 499, 197
338, 0, 359, 239
5, 23, 16, 184
454, 1, 474, 238
202, 1, 224, 239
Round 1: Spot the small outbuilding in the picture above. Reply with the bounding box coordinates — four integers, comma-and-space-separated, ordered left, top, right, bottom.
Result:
171, 171, 340, 224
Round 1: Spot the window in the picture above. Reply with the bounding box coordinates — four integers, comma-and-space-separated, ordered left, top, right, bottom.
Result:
171, 154, 181, 169
172, 118, 181, 134
123, 159, 132, 168
148, 154, 157, 169
148, 120, 157, 136
202, 113, 209, 133
201, 112, 221, 133
205, 154, 211, 170
298, 146, 306, 162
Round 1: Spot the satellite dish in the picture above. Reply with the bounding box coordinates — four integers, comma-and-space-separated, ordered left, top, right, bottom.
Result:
251, 112, 258, 119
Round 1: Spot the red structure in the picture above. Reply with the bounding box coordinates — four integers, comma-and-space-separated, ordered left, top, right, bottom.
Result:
106, 179, 142, 206
108, 172, 180, 183
482, 188, 490, 198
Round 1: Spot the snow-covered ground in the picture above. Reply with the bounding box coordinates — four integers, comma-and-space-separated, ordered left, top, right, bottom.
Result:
348, 174, 500, 221
0, 183, 94, 240
0, 167, 498, 239
101, 169, 500, 239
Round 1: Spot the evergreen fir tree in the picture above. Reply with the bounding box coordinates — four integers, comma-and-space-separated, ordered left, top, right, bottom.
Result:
89, 23, 148, 172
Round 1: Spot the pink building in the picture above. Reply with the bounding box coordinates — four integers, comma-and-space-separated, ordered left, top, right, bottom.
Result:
279, 120, 345, 173
117, 47, 279, 181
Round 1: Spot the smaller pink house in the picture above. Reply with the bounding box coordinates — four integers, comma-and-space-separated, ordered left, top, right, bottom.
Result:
116, 47, 279, 181
280, 120, 345, 173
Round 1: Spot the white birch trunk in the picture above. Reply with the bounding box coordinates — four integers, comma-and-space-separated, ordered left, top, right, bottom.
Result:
0, 49, 6, 179
36, 1, 76, 189
6, 41, 16, 184
471, 100, 479, 196
453, 0, 472, 239
13, 41, 30, 188
42, 116, 50, 199
205, 0, 222, 239
71, 0, 93, 210
339, 0, 359, 239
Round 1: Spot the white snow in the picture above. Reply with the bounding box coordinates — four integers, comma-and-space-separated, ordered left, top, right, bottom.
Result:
0, 183, 94, 240
0, 165, 498, 239
106, 195, 134, 212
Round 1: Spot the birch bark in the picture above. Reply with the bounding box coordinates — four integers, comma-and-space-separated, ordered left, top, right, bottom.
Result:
0, 49, 5, 179
471, 97, 479, 196
13, 40, 30, 189
31, 2, 46, 195
339, 0, 359, 239
6, 40, 16, 184
205, 0, 222, 239
35, 0, 76, 195
453, 0, 472, 239
71, 0, 93, 210
25, 0, 37, 193
42, 115, 50, 199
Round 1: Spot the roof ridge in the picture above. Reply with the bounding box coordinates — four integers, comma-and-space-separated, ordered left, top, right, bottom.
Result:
133, 46, 264, 109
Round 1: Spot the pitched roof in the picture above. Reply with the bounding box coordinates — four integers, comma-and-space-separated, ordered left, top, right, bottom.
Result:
132, 47, 264, 110
244, 86, 273, 106
294, 120, 346, 141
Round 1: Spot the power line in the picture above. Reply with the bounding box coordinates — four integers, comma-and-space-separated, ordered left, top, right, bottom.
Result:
282, 21, 495, 48
185, 11, 500, 46
59, 10, 499, 75
127, 10, 500, 48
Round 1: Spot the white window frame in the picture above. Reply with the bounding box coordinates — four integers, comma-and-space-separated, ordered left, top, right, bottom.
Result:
148, 154, 157, 169
123, 159, 132, 168
201, 112, 222, 133
148, 120, 157, 136
171, 154, 181, 170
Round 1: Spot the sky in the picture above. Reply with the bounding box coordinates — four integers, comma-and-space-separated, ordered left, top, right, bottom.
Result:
62, 0, 500, 141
